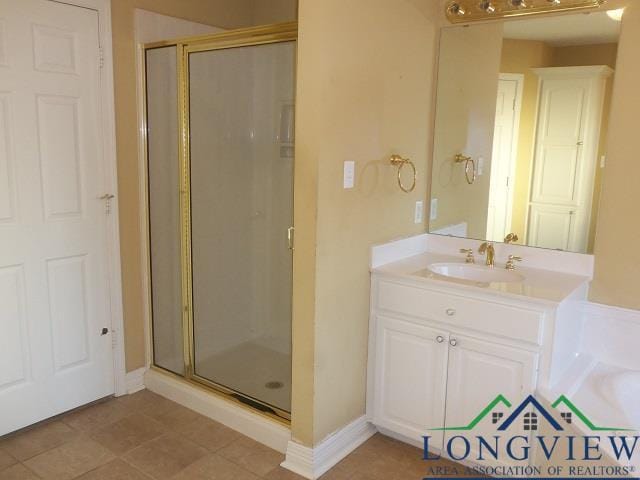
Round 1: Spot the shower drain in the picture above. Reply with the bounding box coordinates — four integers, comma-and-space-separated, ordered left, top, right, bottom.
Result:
265, 381, 284, 390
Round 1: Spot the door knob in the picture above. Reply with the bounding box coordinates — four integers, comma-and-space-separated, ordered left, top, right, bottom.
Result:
446, 308, 456, 317
436, 336, 445, 344
449, 339, 458, 347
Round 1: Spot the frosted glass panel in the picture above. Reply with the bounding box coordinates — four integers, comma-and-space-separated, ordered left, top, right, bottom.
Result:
146, 46, 184, 375
189, 41, 295, 413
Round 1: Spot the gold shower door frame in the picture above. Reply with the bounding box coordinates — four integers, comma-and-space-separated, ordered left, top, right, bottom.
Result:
143, 22, 297, 424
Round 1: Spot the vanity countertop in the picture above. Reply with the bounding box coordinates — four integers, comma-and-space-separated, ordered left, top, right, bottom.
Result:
371, 251, 590, 306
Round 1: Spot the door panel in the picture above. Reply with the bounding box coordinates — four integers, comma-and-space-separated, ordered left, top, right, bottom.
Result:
528, 72, 601, 253
488, 77, 520, 242
0, 0, 114, 435
444, 334, 537, 467
528, 204, 574, 251
374, 315, 449, 448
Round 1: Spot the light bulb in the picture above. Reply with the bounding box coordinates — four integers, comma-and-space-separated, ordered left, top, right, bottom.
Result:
479, 0, 496, 13
447, 2, 467, 16
606, 8, 625, 21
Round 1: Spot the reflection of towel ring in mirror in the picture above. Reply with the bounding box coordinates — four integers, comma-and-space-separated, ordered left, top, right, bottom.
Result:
454, 154, 476, 185
390, 154, 417, 193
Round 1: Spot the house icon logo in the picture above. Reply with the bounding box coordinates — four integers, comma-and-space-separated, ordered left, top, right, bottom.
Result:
430, 394, 632, 432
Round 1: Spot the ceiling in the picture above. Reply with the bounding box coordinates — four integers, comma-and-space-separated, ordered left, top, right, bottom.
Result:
503, 11, 621, 46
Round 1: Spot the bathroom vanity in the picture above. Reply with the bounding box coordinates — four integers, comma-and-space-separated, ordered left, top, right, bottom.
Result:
366, 234, 592, 465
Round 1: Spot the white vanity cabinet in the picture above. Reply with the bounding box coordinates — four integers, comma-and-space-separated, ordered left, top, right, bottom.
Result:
367, 274, 547, 459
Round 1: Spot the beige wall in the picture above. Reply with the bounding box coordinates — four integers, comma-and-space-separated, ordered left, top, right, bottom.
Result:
591, 0, 640, 309
293, 0, 438, 445
111, 0, 297, 372
431, 24, 504, 239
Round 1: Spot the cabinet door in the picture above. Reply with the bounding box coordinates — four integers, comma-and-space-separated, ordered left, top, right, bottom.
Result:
374, 315, 449, 447
444, 334, 538, 467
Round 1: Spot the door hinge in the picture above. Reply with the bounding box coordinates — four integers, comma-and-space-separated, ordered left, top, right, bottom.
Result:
513, 97, 516, 111
99, 193, 115, 215
98, 47, 105, 69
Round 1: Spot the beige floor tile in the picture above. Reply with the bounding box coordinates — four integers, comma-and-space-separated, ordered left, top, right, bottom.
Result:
114, 391, 175, 419
91, 414, 166, 455
74, 459, 151, 479
217, 436, 284, 477
262, 466, 307, 480
122, 434, 207, 480
0, 421, 80, 461
0, 449, 16, 471
332, 443, 379, 474
171, 454, 259, 480
177, 418, 240, 453
24, 437, 114, 480
319, 466, 355, 480
62, 400, 131, 434
146, 404, 205, 430
0, 463, 40, 480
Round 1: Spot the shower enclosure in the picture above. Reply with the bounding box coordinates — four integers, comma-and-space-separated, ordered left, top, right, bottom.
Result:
144, 24, 296, 420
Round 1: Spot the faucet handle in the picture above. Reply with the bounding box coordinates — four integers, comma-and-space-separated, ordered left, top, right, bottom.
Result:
459, 248, 475, 264
504, 233, 519, 244
506, 255, 523, 271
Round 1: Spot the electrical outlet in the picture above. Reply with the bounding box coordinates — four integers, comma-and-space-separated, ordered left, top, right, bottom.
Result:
430, 198, 438, 221
414, 201, 424, 224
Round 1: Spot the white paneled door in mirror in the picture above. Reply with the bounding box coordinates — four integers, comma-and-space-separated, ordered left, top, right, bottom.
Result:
0, 0, 115, 435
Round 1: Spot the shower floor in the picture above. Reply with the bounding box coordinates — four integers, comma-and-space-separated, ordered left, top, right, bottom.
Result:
195, 341, 291, 413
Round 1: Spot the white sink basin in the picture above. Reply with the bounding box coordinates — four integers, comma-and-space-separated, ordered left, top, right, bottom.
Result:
426, 263, 524, 283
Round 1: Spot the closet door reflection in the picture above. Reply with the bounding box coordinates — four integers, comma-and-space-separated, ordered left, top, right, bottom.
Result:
146, 46, 184, 375
189, 42, 295, 414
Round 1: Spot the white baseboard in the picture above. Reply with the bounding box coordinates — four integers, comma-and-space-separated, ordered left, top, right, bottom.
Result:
124, 367, 147, 395
144, 369, 290, 453
281, 416, 377, 479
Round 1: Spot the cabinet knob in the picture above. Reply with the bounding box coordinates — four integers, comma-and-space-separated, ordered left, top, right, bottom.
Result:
449, 339, 458, 347
436, 336, 445, 344
446, 308, 456, 317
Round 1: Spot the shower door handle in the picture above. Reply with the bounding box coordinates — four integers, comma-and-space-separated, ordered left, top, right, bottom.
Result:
287, 227, 295, 251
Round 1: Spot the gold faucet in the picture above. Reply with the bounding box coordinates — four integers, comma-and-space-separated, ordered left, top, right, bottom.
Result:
478, 242, 495, 268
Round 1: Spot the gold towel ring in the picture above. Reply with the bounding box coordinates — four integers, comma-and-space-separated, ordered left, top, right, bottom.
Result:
390, 154, 417, 193
454, 153, 476, 185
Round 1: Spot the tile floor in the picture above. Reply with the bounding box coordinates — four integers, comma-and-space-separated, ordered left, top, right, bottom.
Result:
0, 390, 467, 480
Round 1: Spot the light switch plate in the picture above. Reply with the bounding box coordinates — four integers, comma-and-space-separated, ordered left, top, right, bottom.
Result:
414, 201, 424, 224
430, 198, 438, 221
343, 161, 355, 189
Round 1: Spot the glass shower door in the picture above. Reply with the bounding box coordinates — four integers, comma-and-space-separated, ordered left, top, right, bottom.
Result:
188, 41, 295, 415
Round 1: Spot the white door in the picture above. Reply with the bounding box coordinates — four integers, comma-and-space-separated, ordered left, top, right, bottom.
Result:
374, 315, 449, 448
444, 334, 537, 467
527, 67, 610, 252
487, 75, 522, 242
0, 0, 115, 435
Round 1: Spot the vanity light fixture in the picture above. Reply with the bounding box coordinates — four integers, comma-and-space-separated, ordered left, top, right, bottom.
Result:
445, 0, 605, 23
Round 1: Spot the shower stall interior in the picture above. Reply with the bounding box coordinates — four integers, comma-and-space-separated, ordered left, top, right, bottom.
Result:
144, 24, 296, 420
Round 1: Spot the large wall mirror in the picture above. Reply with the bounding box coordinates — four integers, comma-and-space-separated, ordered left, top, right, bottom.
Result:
429, 10, 622, 254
